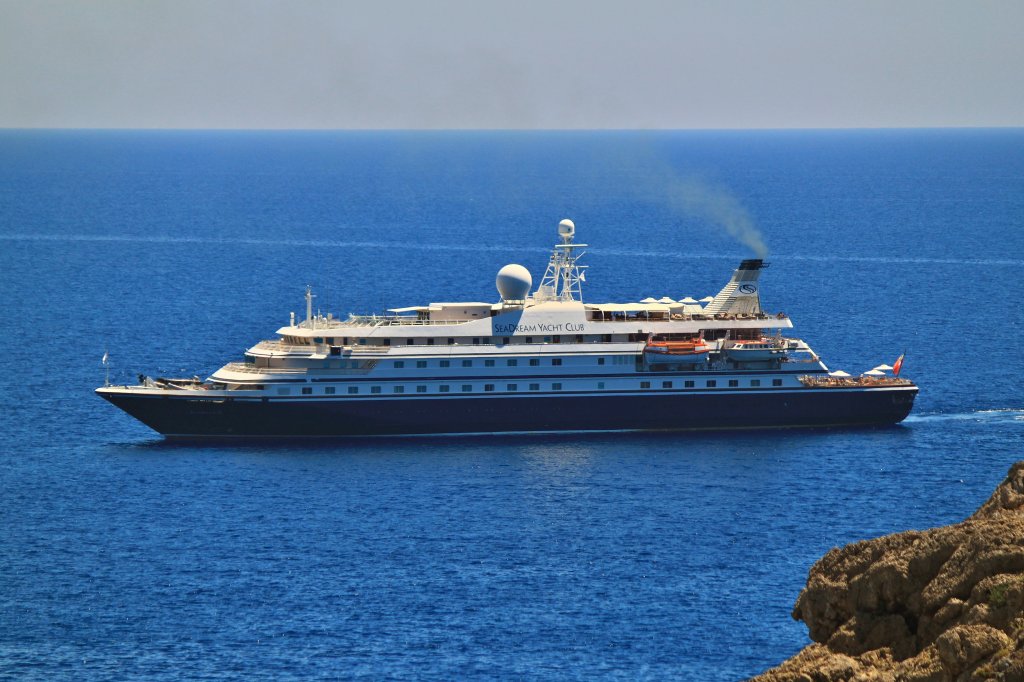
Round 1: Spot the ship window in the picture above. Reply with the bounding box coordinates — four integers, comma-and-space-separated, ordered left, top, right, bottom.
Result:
684, 380, 695, 388
416, 385, 427, 393
598, 382, 605, 389
277, 388, 290, 395
326, 338, 335, 345
448, 338, 455, 345
773, 379, 783, 387
440, 385, 450, 393
427, 338, 435, 346
406, 338, 414, 346
507, 359, 517, 367
551, 358, 562, 366
706, 380, 717, 388
576, 335, 584, 343
485, 359, 495, 367
751, 379, 761, 387
416, 360, 427, 368
314, 337, 323, 344
598, 357, 605, 365
462, 360, 472, 368
502, 337, 510, 345
325, 386, 336, 394
602, 334, 612, 343
462, 384, 472, 392
393, 386, 404, 394
473, 338, 481, 345
641, 381, 651, 389
526, 337, 533, 344
529, 383, 540, 391
394, 361, 405, 368
302, 387, 312, 395
552, 383, 562, 390
484, 384, 494, 392
506, 384, 517, 391
662, 381, 672, 389
552, 335, 561, 344
729, 379, 739, 387
440, 360, 450, 368
529, 358, 540, 367
371, 386, 381, 394
348, 386, 359, 394
383, 339, 391, 346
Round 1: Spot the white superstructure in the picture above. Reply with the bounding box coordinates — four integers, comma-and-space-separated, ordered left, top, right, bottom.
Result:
208, 221, 817, 397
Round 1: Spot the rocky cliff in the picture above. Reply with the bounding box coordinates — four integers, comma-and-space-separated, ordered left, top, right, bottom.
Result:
754, 461, 1024, 682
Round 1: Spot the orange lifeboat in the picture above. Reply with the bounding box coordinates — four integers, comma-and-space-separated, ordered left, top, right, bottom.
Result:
643, 338, 709, 365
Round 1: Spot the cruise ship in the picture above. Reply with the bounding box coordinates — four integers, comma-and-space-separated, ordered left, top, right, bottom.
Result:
97, 219, 918, 438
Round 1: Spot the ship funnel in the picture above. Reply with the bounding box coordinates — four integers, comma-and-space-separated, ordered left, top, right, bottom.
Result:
703, 259, 767, 315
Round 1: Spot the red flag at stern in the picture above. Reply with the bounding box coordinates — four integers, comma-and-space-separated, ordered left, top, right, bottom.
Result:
893, 352, 906, 376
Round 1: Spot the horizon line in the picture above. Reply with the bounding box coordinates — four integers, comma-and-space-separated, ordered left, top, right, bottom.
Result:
2, 125, 1023, 133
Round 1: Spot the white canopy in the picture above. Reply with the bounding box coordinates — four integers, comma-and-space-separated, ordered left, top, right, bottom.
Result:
872, 364, 894, 371
387, 306, 431, 314
657, 296, 676, 304
640, 297, 659, 303
863, 369, 886, 376
679, 296, 699, 304
591, 302, 670, 313
699, 296, 714, 303
829, 370, 852, 377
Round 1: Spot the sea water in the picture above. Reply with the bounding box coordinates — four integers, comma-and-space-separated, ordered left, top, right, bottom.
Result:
0, 129, 1022, 679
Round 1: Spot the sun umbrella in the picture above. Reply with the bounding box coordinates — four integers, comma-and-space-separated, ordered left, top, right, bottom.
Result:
679, 296, 699, 304
640, 297, 659, 303
829, 370, 851, 377
658, 296, 676, 304
863, 369, 886, 376
872, 364, 894, 371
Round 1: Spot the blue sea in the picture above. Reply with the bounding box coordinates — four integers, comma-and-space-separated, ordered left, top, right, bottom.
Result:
1, 129, 1022, 680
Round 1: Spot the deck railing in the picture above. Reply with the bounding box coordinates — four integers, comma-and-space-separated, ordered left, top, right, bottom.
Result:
219, 362, 307, 375
287, 310, 791, 329
798, 375, 915, 388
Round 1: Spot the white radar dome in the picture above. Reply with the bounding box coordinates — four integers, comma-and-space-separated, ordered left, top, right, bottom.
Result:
558, 218, 575, 240
496, 264, 532, 301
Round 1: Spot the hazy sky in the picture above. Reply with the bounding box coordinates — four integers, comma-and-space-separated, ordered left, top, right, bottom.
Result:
2, 0, 1022, 129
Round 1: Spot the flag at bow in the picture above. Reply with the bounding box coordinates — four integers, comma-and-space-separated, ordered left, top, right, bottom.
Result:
893, 352, 906, 376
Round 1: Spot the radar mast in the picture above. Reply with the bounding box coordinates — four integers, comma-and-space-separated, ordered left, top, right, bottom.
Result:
536, 219, 588, 302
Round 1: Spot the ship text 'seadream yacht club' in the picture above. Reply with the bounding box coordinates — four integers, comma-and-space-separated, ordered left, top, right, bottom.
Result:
97, 220, 918, 438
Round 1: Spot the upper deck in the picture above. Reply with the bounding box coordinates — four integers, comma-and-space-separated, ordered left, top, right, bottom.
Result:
266, 221, 790, 347
276, 302, 792, 342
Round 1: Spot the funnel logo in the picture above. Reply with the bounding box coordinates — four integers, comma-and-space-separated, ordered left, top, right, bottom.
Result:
739, 284, 758, 294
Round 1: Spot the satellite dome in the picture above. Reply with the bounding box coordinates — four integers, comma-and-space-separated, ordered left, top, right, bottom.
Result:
496, 264, 532, 301
558, 218, 575, 240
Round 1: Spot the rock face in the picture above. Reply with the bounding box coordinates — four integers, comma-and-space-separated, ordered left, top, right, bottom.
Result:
754, 461, 1024, 682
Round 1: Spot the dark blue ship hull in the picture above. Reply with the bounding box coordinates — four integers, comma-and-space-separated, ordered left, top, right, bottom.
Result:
99, 386, 918, 439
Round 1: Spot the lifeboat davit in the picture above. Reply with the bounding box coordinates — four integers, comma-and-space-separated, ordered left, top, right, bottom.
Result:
643, 339, 709, 365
